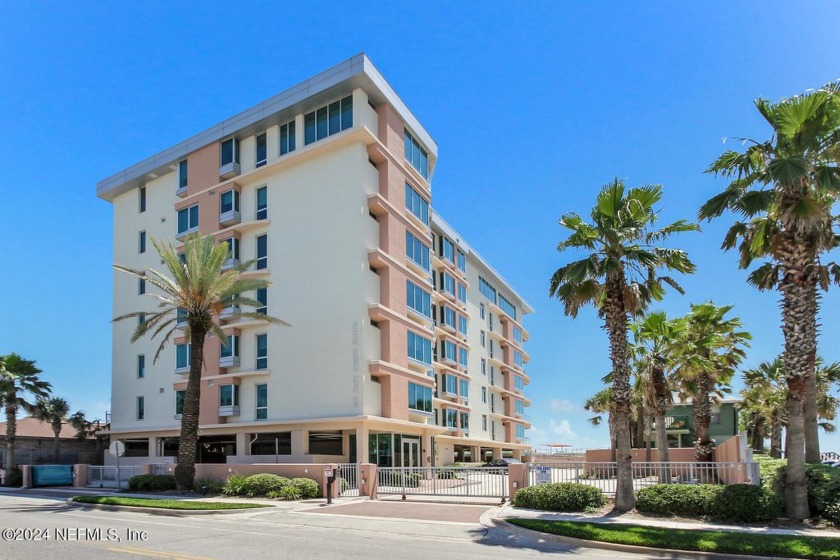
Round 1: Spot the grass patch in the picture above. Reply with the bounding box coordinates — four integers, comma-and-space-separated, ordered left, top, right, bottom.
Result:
507, 519, 840, 560
72, 496, 270, 511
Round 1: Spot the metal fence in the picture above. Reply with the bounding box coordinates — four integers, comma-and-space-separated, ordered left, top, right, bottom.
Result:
149, 464, 171, 476
87, 465, 143, 488
377, 466, 508, 500
337, 463, 360, 497
527, 461, 759, 494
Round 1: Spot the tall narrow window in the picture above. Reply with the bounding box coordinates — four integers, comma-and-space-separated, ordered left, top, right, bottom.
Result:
220, 138, 240, 166
405, 183, 429, 225
256, 333, 268, 370
137, 355, 145, 378
220, 190, 240, 216
219, 385, 239, 407
137, 396, 145, 420
279, 120, 296, 155
178, 160, 188, 190
220, 335, 240, 359
404, 129, 429, 180
255, 133, 267, 167
177, 205, 199, 236
138, 231, 146, 253
256, 383, 268, 420
139, 186, 146, 213
138, 277, 146, 295
175, 390, 185, 416
256, 288, 267, 315
256, 234, 267, 270
406, 232, 430, 271
256, 186, 268, 220
176, 343, 191, 370
457, 250, 466, 273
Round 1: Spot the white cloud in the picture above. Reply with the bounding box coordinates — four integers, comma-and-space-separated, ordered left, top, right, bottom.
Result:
549, 399, 578, 413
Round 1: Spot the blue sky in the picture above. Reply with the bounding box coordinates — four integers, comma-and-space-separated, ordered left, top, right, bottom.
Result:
2, 2, 840, 453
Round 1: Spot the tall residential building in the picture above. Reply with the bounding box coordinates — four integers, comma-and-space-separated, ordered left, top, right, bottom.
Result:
97, 54, 532, 467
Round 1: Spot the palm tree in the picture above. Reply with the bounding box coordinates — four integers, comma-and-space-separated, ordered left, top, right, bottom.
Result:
584, 387, 616, 453
0, 354, 51, 475
674, 303, 750, 466
699, 84, 840, 519
631, 311, 685, 466
114, 235, 287, 491
550, 179, 698, 511
740, 359, 787, 457
32, 397, 70, 463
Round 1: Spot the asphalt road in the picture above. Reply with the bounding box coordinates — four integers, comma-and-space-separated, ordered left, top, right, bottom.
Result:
0, 491, 666, 560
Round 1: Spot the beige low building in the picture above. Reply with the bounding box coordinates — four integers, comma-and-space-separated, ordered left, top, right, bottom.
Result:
97, 54, 533, 468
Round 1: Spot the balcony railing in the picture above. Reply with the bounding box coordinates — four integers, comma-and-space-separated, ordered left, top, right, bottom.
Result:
655, 415, 690, 430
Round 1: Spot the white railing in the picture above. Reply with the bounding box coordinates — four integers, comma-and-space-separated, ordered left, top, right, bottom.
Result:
150, 463, 171, 476
87, 466, 143, 488
337, 463, 360, 497
527, 461, 759, 494
377, 466, 508, 499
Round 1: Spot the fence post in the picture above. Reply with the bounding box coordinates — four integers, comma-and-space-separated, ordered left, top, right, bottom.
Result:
508, 463, 527, 500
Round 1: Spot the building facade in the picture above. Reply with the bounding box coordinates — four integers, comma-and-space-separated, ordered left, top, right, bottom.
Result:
97, 54, 532, 468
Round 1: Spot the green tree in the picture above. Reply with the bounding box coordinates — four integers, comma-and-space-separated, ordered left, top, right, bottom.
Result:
550, 179, 697, 511
674, 303, 750, 467
114, 235, 287, 491
740, 359, 787, 457
0, 354, 51, 475
32, 397, 70, 463
700, 84, 840, 519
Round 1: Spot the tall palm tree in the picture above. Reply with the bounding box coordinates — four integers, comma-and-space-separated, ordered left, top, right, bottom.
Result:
674, 303, 750, 466
114, 235, 287, 491
631, 311, 685, 466
32, 397, 70, 463
0, 354, 51, 475
699, 84, 840, 519
740, 359, 787, 458
550, 179, 698, 511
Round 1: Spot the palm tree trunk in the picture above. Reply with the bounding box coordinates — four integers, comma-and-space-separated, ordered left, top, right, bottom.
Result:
5, 401, 17, 475
652, 365, 671, 465
770, 413, 783, 458
52, 421, 62, 463
693, 371, 714, 464
175, 328, 207, 491
804, 282, 820, 463
751, 417, 766, 453
604, 275, 635, 512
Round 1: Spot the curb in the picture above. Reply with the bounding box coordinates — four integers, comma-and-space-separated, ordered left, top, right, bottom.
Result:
65, 498, 276, 517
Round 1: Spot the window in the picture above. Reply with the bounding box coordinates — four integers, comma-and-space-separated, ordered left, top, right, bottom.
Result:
481, 358, 486, 376
175, 390, 185, 416
439, 237, 454, 262
220, 190, 240, 215
304, 95, 353, 145
460, 412, 469, 431
408, 383, 433, 413
404, 129, 429, 179
256, 186, 268, 220
459, 379, 469, 399
256, 334, 268, 369
220, 335, 240, 359
176, 343, 191, 370
405, 183, 429, 225
457, 284, 467, 305
489, 366, 495, 385
516, 399, 525, 415
445, 409, 458, 428
137, 396, 145, 420
457, 250, 466, 273
407, 332, 432, 365
516, 424, 526, 438
458, 315, 468, 335
177, 204, 199, 236
440, 306, 456, 329
223, 237, 240, 263
442, 340, 457, 363
138, 313, 145, 326
256, 234, 267, 269
279, 119, 296, 155
256, 288, 267, 315
514, 350, 524, 369
137, 355, 145, 378
251, 432, 291, 455
480, 331, 486, 347
405, 231, 430, 271
513, 326, 523, 344
308, 431, 343, 455
138, 231, 146, 253
479, 276, 497, 303
255, 133, 267, 167
176, 307, 187, 326
256, 383, 267, 420
139, 186, 146, 213
440, 272, 455, 295
482, 414, 488, 431
220, 138, 240, 166
499, 294, 517, 320
406, 280, 431, 318
138, 277, 146, 295
479, 304, 485, 320
514, 375, 525, 391
481, 386, 487, 403
219, 384, 239, 407
178, 160, 188, 190
458, 347, 468, 368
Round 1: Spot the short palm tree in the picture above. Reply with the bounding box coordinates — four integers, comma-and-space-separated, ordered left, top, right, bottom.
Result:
0, 354, 51, 475
550, 178, 698, 511
32, 397, 70, 463
584, 387, 616, 453
114, 235, 287, 491
674, 303, 750, 466
699, 84, 840, 519
740, 359, 787, 457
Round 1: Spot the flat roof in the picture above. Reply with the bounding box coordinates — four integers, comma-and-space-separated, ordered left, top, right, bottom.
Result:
97, 53, 438, 201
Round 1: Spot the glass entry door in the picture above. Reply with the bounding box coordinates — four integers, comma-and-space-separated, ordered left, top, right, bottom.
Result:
402, 438, 420, 467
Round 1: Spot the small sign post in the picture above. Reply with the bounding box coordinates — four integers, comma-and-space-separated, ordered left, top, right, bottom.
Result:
325, 464, 336, 504
109, 441, 126, 488
535, 466, 550, 485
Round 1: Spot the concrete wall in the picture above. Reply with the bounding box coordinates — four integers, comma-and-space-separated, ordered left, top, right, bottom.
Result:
193, 463, 339, 498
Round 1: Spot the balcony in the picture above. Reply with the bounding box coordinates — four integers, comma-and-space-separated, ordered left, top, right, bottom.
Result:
174, 365, 190, 375
219, 356, 240, 368
221, 257, 240, 271
516, 436, 532, 445
218, 405, 240, 417
219, 161, 241, 179
176, 185, 188, 198
219, 209, 241, 227
175, 227, 198, 242
219, 305, 241, 321
658, 415, 690, 430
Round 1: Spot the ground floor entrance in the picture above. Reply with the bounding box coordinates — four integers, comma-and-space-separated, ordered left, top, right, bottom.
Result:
368, 433, 422, 467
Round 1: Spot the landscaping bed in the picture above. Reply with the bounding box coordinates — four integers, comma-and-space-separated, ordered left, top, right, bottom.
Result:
72, 496, 270, 510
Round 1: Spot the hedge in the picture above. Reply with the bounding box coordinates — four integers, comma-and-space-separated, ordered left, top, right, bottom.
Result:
127, 474, 177, 492
514, 483, 607, 512
758, 458, 840, 519
636, 484, 782, 522
241, 474, 290, 497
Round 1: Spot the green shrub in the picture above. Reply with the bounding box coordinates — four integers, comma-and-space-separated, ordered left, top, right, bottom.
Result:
290, 478, 320, 499
241, 473, 290, 497
222, 473, 248, 496
636, 484, 781, 521
823, 500, 840, 526
435, 468, 458, 479
762, 462, 840, 517
278, 486, 302, 500
194, 477, 224, 494
127, 474, 176, 492
514, 483, 607, 512
4, 469, 22, 487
